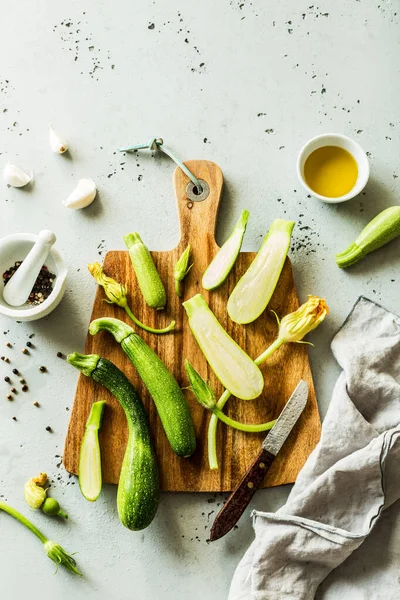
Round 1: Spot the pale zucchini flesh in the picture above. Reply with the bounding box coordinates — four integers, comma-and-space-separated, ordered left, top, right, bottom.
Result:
183, 294, 264, 400
79, 400, 105, 502
227, 219, 295, 324
202, 209, 249, 290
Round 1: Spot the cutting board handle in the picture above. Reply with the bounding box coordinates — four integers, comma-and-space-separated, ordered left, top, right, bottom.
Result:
173, 160, 223, 253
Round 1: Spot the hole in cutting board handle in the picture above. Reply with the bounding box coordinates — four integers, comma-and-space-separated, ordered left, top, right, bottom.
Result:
186, 179, 210, 202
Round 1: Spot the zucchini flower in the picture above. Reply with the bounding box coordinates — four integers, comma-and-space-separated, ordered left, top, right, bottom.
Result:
276, 295, 329, 344
185, 359, 216, 409
88, 262, 175, 334
88, 262, 128, 308
0, 501, 82, 576
24, 472, 48, 509
44, 541, 81, 575
174, 244, 193, 297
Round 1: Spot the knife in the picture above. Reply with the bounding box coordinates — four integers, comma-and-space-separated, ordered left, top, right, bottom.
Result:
209, 380, 309, 541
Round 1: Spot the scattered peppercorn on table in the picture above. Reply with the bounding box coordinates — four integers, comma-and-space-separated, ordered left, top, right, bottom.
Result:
1, 2, 400, 599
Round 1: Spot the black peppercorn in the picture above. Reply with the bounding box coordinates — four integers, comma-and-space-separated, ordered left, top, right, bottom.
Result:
12, 368, 19, 375
39, 366, 47, 373
3, 262, 55, 305
4, 376, 10, 383
26, 341, 32, 348
45, 425, 52, 432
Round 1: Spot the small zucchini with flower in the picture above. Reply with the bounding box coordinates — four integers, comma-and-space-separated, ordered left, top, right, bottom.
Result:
174, 243, 193, 297
88, 318, 196, 458
207, 295, 329, 469
0, 502, 81, 575
228, 218, 295, 324
124, 232, 166, 310
88, 262, 175, 334
335, 206, 400, 268
24, 473, 68, 518
68, 352, 159, 530
183, 294, 264, 400
202, 209, 249, 290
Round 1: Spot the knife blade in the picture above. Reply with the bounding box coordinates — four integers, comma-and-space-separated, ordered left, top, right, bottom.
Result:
209, 380, 308, 541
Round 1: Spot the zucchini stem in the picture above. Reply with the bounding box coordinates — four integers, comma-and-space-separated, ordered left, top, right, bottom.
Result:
0, 501, 47, 543
212, 408, 276, 432
125, 305, 175, 334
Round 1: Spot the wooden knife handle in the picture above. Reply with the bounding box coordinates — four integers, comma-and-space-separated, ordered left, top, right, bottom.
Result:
210, 448, 275, 541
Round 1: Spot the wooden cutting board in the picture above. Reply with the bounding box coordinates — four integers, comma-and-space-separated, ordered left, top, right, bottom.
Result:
64, 160, 321, 492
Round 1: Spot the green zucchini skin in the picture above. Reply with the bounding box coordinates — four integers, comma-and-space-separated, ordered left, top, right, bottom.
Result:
121, 334, 197, 458
335, 206, 400, 268
72, 354, 159, 531
124, 232, 166, 310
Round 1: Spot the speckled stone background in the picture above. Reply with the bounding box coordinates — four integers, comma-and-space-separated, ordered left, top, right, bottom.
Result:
0, 1, 399, 598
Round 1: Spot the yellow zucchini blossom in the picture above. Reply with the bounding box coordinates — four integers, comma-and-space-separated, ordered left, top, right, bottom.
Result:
88, 262, 128, 308
277, 295, 329, 343
24, 472, 48, 509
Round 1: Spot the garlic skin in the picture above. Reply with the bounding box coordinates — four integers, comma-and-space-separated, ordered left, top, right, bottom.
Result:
49, 124, 68, 154
24, 472, 48, 509
3, 162, 33, 188
63, 178, 97, 210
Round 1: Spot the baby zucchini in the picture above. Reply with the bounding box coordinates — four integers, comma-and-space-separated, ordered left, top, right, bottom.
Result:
88, 318, 197, 458
68, 352, 159, 531
124, 232, 166, 310
335, 206, 400, 268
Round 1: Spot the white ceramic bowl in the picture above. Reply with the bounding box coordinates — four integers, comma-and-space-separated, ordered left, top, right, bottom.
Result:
297, 133, 370, 203
0, 233, 68, 321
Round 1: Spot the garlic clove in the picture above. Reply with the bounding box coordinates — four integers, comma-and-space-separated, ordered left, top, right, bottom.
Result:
63, 178, 97, 210
49, 124, 68, 154
3, 162, 33, 188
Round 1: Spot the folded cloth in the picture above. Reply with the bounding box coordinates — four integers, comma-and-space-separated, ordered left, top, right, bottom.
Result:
229, 297, 400, 600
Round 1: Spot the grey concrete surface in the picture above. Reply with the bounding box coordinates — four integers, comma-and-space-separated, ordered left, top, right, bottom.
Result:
0, 1, 399, 598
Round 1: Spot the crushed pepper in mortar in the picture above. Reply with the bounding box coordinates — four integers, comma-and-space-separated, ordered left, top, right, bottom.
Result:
3, 261, 56, 305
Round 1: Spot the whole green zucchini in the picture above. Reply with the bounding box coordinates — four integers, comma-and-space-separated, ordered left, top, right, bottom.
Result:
67, 352, 159, 531
335, 205, 400, 268
89, 317, 197, 458
124, 232, 166, 309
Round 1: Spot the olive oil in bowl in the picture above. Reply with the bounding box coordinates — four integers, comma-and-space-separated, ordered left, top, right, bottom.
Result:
297, 134, 369, 203
304, 146, 358, 198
